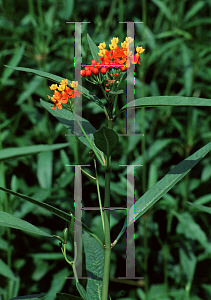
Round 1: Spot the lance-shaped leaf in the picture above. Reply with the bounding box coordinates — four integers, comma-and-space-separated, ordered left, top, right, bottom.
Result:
0, 187, 104, 248
0, 211, 52, 237
8, 293, 45, 300
115, 141, 211, 243
4, 65, 105, 109
94, 126, 119, 157
188, 202, 211, 215
117, 96, 211, 116
0, 143, 69, 162
87, 34, 101, 63
1, 45, 24, 87
0, 258, 16, 279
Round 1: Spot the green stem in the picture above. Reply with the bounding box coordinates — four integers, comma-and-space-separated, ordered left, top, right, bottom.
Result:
72, 262, 79, 284
94, 159, 105, 234
61, 243, 73, 266
99, 82, 109, 101
61, 241, 79, 283
101, 160, 111, 300
102, 108, 113, 300
72, 241, 79, 283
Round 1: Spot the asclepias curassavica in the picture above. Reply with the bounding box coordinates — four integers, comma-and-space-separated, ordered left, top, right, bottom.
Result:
1, 34, 211, 300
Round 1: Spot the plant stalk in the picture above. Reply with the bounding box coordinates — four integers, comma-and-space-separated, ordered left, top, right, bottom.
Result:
102, 103, 113, 300
101, 162, 111, 300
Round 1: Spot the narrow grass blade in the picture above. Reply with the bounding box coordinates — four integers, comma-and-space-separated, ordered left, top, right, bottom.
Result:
115, 141, 211, 243
0, 143, 69, 162
188, 202, 211, 215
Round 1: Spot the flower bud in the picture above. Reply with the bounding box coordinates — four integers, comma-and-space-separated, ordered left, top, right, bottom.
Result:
91, 60, 97, 65
63, 227, 69, 244
86, 70, 92, 77
93, 68, 99, 75
80, 70, 86, 77
100, 67, 107, 74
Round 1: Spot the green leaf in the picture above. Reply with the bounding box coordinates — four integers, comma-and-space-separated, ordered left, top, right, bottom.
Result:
87, 34, 101, 63
117, 96, 211, 115
9, 293, 45, 300
109, 90, 124, 95
188, 202, 211, 215
4, 65, 104, 109
0, 211, 52, 237
94, 126, 119, 157
17, 75, 44, 105
151, 0, 172, 22
0, 143, 69, 162
59, 0, 74, 19
40, 99, 95, 146
76, 282, 91, 300
1, 46, 25, 87
0, 258, 16, 280
40, 99, 105, 166
29, 253, 63, 260
83, 231, 104, 300
175, 212, 207, 247
148, 284, 170, 300
44, 268, 69, 300
80, 87, 105, 109
201, 285, 211, 297
4, 65, 64, 83
37, 151, 53, 189
181, 44, 193, 96
179, 244, 196, 283
0, 187, 104, 248
115, 141, 211, 243
56, 293, 83, 300
184, 1, 205, 22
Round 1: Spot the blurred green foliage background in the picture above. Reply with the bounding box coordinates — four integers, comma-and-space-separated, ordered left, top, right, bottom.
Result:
0, 0, 211, 299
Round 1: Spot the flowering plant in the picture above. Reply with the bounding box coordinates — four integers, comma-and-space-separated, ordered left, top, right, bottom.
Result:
1, 34, 211, 300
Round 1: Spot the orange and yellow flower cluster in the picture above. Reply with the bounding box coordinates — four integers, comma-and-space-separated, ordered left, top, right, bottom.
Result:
98, 37, 145, 68
47, 79, 82, 110
80, 37, 145, 78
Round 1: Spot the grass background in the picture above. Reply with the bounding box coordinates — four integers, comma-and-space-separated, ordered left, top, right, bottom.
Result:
0, 0, 211, 299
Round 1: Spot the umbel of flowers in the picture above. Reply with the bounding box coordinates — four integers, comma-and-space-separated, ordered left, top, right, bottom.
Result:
80, 37, 145, 92
80, 36, 145, 76
47, 79, 82, 110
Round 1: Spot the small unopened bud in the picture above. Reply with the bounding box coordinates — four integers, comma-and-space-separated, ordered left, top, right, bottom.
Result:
63, 227, 69, 244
